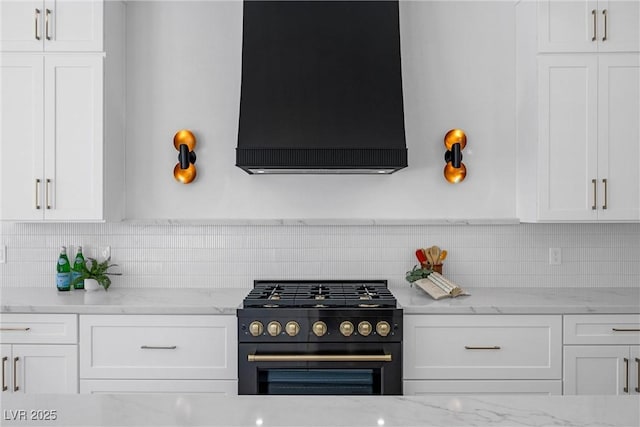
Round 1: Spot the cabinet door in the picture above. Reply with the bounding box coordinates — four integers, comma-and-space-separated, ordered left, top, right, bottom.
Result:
80, 379, 237, 395
0, 1, 43, 51
597, 0, 640, 53
403, 380, 562, 396
0, 54, 44, 221
43, 0, 103, 52
597, 53, 640, 221
538, 0, 599, 53
12, 344, 78, 394
1, 344, 12, 392
538, 55, 598, 220
43, 55, 103, 220
564, 345, 629, 395
631, 347, 640, 395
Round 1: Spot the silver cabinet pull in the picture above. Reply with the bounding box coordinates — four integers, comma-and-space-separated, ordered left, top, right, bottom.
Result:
2, 357, 7, 392
592, 179, 597, 210
34, 8, 41, 40
612, 328, 640, 332
140, 345, 177, 350
12, 357, 18, 392
636, 358, 640, 393
45, 9, 52, 41
602, 9, 608, 42
602, 178, 608, 210
35, 179, 41, 209
592, 9, 597, 41
464, 346, 501, 350
0, 327, 31, 332
45, 178, 51, 209
624, 357, 629, 393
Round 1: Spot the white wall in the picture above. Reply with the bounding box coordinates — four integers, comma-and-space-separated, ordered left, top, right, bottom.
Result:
1, 222, 638, 289
124, 1, 517, 220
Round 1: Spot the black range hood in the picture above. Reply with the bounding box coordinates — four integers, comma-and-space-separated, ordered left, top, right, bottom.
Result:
236, 0, 408, 174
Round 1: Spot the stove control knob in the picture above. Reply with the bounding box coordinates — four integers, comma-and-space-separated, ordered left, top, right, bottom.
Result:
249, 321, 264, 337
376, 321, 391, 337
312, 321, 327, 337
267, 321, 282, 337
358, 321, 372, 337
340, 321, 354, 337
285, 321, 300, 337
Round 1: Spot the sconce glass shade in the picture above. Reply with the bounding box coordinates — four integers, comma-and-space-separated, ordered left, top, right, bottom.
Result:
174, 162, 197, 184
444, 129, 467, 151
444, 161, 466, 183
173, 129, 196, 151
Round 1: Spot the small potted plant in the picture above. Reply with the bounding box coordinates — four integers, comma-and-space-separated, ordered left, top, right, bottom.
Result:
71, 257, 121, 291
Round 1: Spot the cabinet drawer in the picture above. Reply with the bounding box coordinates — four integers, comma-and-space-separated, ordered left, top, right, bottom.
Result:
80, 315, 237, 380
403, 380, 562, 396
80, 379, 237, 395
0, 314, 77, 344
404, 315, 562, 380
564, 315, 640, 345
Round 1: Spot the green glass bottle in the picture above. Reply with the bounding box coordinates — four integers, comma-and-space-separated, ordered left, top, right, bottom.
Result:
72, 246, 86, 289
56, 246, 71, 291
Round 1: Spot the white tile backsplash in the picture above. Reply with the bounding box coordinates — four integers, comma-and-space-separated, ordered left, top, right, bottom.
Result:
0, 222, 638, 289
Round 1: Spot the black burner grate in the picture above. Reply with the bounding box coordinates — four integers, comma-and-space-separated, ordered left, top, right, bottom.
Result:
242, 280, 396, 308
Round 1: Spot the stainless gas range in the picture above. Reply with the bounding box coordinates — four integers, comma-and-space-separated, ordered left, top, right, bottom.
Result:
237, 280, 402, 395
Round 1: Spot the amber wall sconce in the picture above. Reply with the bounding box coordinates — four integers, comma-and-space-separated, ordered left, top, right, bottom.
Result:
173, 130, 197, 184
443, 129, 467, 184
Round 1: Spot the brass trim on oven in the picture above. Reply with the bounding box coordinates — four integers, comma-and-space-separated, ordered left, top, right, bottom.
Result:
247, 354, 392, 363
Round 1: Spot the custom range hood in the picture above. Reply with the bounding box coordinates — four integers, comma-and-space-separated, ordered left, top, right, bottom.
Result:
236, 0, 407, 174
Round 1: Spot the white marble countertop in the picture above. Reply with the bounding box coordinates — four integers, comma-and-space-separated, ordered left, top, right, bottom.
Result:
393, 285, 640, 314
1, 394, 638, 426
0, 287, 247, 314
0, 286, 638, 315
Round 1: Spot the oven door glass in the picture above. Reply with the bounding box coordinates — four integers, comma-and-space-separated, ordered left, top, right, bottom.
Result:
259, 369, 379, 395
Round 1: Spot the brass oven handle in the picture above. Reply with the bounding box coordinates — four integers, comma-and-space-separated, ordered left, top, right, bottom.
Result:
247, 354, 392, 363
46, 178, 51, 209
592, 9, 597, 42
35, 9, 41, 41
592, 179, 597, 210
612, 328, 640, 332
636, 358, 640, 393
140, 345, 177, 350
0, 327, 31, 331
602, 178, 608, 210
2, 357, 7, 392
464, 346, 501, 350
13, 357, 18, 392
624, 357, 629, 393
602, 9, 608, 42
35, 179, 41, 209
45, 9, 52, 41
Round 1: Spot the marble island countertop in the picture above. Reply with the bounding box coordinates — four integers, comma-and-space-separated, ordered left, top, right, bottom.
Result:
1, 393, 638, 427
0, 286, 638, 315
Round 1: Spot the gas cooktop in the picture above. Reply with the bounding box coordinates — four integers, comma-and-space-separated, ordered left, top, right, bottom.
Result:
242, 280, 397, 309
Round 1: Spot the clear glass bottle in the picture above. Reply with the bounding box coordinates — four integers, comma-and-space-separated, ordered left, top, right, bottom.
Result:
72, 246, 86, 289
56, 246, 71, 291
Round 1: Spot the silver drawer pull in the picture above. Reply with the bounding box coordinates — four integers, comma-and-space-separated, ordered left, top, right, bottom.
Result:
140, 345, 177, 350
13, 357, 19, 392
612, 328, 640, 332
2, 356, 7, 392
0, 327, 31, 332
464, 345, 501, 350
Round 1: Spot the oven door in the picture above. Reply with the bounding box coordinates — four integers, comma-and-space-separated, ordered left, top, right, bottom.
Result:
238, 342, 402, 395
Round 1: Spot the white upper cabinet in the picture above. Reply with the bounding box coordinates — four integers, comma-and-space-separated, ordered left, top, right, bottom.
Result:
537, 54, 639, 221
0, 0, 103, 52
538, 0, 640, 53
0, 54, 104, 221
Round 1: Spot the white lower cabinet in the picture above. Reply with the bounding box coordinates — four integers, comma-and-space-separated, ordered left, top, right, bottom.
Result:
403, 315, 562, 395
79, 315, 237, 394
563, 314, 640, 395
0, 314, 78, 394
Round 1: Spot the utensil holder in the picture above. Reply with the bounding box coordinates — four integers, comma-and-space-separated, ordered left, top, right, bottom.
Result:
420, 263, 443, 274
